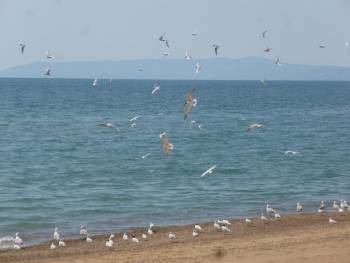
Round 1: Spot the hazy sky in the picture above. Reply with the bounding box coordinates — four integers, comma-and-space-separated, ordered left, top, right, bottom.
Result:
0, 0, 350, 70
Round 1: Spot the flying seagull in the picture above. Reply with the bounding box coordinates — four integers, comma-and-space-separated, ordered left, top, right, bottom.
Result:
129, 116, 140, 122
264, 47, 272, 53
46, 50, 55, 59
192, 31, 197, 37
92, 78, 98, 87
165, 40, 170, 48
159, 132, 174, 156
152, 83, 161, 94
262, 30, 268, 39
319, 45, 326, 49
45, 67, 51, 76
163, 52, 170, 57
212, 44, 219, 55
260, 79, 267, 86
195, 62, 202, 74
200, 165, 217, 177
159, 32, 166, 42
275, 57, 282, 66
183, 88, 197, 120
19, 43, 26, 54
138, 67, 144, 72
246, 123, 264, 132
185, 50, 192, 60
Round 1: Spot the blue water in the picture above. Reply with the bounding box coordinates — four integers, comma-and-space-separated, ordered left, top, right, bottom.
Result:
0, 78, 349, 247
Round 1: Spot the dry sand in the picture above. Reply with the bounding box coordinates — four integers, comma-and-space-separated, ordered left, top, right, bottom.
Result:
1, 213, 350, 263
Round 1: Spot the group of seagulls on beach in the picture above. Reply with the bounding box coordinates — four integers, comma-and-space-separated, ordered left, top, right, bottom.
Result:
9, 199, 349, 250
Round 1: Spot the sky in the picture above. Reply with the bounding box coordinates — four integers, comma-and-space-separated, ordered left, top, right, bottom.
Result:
0, 0, 350, 70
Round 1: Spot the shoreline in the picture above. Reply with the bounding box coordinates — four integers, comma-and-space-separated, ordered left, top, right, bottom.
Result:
1, 212, 350, 263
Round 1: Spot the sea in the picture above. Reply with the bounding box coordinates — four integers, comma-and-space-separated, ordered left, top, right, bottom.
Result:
0, 78, 349, 248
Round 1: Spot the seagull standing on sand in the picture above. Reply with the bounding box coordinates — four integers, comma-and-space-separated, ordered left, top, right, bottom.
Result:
318, 201, 326, 213
329, 218, 337, 224
214, 221, 221, 230
14, 233, 23, 245
20, 43, 26, 54
332, 200, 339, 209
147, 228, 154, 235
58, 239, 66, 247
200, 165, 217, 178
296, 202, 303, 212
274, 212, 281, 219
192, 230, 199, 237
142, 233, 147, 239
80, 225, 87, 236
266, 204, 275, 213
195, 62, 202, 74
194, 224, 202, 231
50, 243, 56, 249
53, 228, 60, 241
212, 44, 219, 56
183, 88, 197, 120
132, 235, 139, 243
160, 132, 174, 156
152, 83, 161, 94
246, 123, 264, 132
221, 225, 231, 232
123, 233, 128, 241
260, 214, 268, 221
168, 232, 176, 239
86, 236, 93, 243
245, 218, 252, 224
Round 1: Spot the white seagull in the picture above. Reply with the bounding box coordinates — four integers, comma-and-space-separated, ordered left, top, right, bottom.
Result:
185, 50, 192, 60
20, 43, 26, 54
152, 83, 161, 94
245, 218, 252, 224
92, 78, 98, 87
86, 236, 93, 243
194, 224, 202, 231
123, 233, 128, 241
14, 233, 23, 245
58, 239, 66, 247
53, 228, 60, 241
214, 221, 221, 230
168, 232, 176, 239
266, 204, 275, 213
274, 212, 281, 219
246, 123, 264, 132
296, 202, 303, 212
105, 239, 113, 248
200, 165, 217, 178
195, 62, 202, 74
46, 50, 55, 59
130, 116, 140, 122
332, 200, 339, 209
147, 228, 154, 235
260, 214, 268, 221
221, 225, 231, 232
275, 57, 282, 66
141, 153, 151, 159
50, 243, 56, 250
329, 218, 337, 224
132, 235, 139, 243
80, 225, 87, 236
192, 230, 199, 237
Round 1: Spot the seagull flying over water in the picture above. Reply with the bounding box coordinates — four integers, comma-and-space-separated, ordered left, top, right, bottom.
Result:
159, 32, 166, 42
19, 43, 26, 54
200, 165, 217, 178
152, 83, 161, 94
160, 132, 174, 156
92, 78, 98, 87
195, 62, 202, 74
163, 52, 170, 57
130, 116, 140, 122
212, 44, 219, 55
183, 88, 197, 120
141, 153, 151, 159
246, 123, 264, 132
46, 50, 55, 59
165, 40, 170, 48
264, 47, 272, 53
185, 50, 192, 60
319, 45, 326, 49
262, 30, 268, 39
284, 151, 300, 156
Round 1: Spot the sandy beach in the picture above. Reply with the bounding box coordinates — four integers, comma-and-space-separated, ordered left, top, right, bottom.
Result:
1, 212, 349, 263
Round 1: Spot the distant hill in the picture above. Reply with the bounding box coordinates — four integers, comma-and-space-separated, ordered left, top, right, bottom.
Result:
1, 57, 350, 80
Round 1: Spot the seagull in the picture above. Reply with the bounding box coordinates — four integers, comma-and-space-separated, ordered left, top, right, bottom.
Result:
58, 239, 66, 247
284, 151, 300, 155
163, 52, 170, 57
266, 204, 275, 213
200, 165, 217, 178
195, 62, 202, 74
221, 219, 231, 225
274, 212, 281, 219
245, 218, 252, 224
260, 214, 268, 221
319, 45, 326, 49
53, 228, 60, 241
212, 44, 219, 55
338, 207, 344, 213
214, 221, 221, 230
98, 123, 120, 131
105, 239, 113, 248
165, 40, 170, 48
132, 235, 139, 243
332, 200, 339, 209
19, 43, 26, 54
185, 50, 192, 60
86, 236, 93, 243
260, 79, 267, 86
275, 57, 282, 66
318, 201, 326, 213
296, 202, 303, 212
46, 50, 55, 59
45, 67, 51, 76
147, 228, 154, 235
264, 47, 272, 53
262, 30, 268, 39
13, 244, 21, 250
142, 233, 147, 239
152, 83, 161, 94
160, 132, 174, 156
92, 78, 98, 87
329, 218, 337, 224
138, 67, 144, 72
159, 32, 166, 42
221, 225, 231, 232
109, 234, 115, 240
168, 232, 176, 239
192, 230, 199, 237
50, 243, 56, 250
183, 88, 197, 120
246, 123, 264, 132
130, 116, 140, 122
194, 224, 202, 231
130, 122, 137, 128
14, 233, 23, 245
123, 233, 128, 241
141, 153, 151, 159
80, 225, 87, 236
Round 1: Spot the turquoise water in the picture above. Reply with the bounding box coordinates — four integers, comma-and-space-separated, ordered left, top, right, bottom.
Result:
0, 78, 349, 247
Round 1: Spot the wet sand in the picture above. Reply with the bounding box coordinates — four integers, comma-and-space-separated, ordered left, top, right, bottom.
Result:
1, 212, 350, 263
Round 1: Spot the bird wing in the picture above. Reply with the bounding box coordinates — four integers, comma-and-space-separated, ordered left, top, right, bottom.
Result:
160, 134, 171, 156
183, 88, 195, 120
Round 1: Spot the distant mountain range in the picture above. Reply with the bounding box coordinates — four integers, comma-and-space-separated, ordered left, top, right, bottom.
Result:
1, 57, 350, 80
